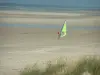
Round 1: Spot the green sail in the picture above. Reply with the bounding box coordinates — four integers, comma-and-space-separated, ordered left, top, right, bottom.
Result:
60, 21, 67, 37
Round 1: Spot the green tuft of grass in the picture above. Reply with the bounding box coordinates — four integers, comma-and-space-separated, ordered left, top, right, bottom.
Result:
68, 55, 100, 75
20, 63, 41, 75
20, 55, 100, 75
42, 58, 68, 75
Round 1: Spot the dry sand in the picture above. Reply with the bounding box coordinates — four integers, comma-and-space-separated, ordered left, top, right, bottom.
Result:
0, 10, 100, 75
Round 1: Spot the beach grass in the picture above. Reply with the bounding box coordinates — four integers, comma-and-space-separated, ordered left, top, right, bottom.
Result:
69, 55, 100, 75
20, 55, 100, 75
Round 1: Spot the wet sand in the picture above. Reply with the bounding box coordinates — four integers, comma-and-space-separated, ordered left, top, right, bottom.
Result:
0, 10, 100, 25
0, 10, 100, 75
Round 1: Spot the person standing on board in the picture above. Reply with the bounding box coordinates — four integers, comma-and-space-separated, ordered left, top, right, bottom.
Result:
57, 31, 60, 39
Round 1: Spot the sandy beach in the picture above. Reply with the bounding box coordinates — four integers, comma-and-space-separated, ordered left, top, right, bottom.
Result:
0, 10, 100, 75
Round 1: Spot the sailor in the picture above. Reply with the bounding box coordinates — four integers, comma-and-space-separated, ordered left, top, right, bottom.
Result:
57, 32, 60, 39
58, 32, 60, 35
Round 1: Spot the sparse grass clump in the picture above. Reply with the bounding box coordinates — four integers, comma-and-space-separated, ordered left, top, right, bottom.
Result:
68, 55, 100, 75
20, 55, 100, 75
20, 63, 41, 75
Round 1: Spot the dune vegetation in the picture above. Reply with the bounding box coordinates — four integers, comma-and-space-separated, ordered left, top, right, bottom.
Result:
20, 55, 100, 75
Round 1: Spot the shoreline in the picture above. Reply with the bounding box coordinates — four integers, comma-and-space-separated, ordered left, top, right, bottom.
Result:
0, 10, 100, 25
0, 10, 100, 18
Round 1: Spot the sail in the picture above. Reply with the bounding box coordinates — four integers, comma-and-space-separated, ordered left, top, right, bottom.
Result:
60, 21, 67, 37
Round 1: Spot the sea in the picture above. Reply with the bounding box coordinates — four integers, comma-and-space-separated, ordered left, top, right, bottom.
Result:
0, 3, 100, 12
0, 3, 100, 29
